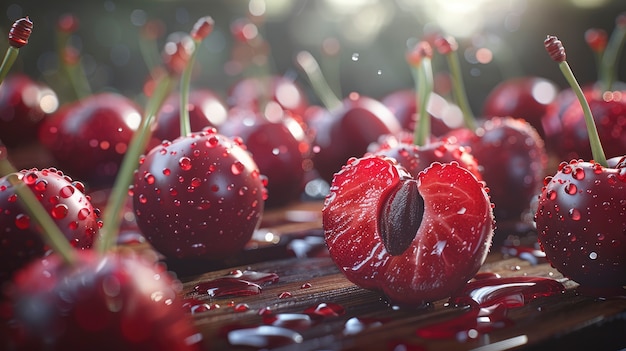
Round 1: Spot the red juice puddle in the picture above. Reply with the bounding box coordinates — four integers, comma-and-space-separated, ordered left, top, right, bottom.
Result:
227, 325, 303, 349
194, 278, 262, 298
194, 269, 278, 298
415, 276, 565, 342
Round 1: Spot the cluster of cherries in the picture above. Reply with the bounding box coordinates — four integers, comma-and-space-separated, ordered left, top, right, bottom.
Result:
0, 8, 623, 350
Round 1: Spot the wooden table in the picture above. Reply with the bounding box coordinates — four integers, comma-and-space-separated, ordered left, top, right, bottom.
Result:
161, 201, 626, 351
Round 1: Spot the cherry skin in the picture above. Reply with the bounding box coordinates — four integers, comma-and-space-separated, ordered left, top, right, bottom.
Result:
308, 93, 402, 183
152, 89, 228, 142
132, 128, 267, 260
482, 76, 559, 138
0, 167, 100, 282
1, 250, 202, 351
445, 116, 548, 223
323, 156, 494, 306
0, 74, 58, 148
535, 157, 626, 291
38, 92, 147, 187
219, 107, 310, 208
227, 75, 310, 117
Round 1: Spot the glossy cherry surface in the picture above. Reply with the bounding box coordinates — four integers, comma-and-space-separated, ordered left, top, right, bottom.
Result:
227, 75, 310, 117
132, 128, 267, 260
0, 167, 99, 282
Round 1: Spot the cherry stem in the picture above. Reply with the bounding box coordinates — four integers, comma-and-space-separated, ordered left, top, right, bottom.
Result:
97, 73, 175, 253
180, 16, 214, 138
321, 37, 343, 100
0, 46, 19, 85
545, 35, 608, 167
295, 50, 342, 110
600, 13, 626, 91
407, 41, 434, 146
435, 36, 477, 131
0, 154, 76, 265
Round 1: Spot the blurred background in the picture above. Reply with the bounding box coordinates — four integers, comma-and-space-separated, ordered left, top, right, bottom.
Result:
2, 0, 626, 116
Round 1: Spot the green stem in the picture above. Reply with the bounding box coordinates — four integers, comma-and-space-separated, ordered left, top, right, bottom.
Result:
138, 35, 161, 78
600, 23, 626, 91
296, 51, 342, 110
411, 57, 433, 146
0, 156, 76, 265
559, 61, 608, 166
0, 46, 19, 85
179, 38, 202, 137
96, 74, 175, 253
445, 50, 477, 131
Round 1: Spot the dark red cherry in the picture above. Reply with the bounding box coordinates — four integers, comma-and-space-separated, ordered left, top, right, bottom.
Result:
0, 74, 58, 148
227, 75, 309, 117
381, 89, 461, 137
1, 250, 202, 351
38, 92, 147, 187
152, 89, 228, 142
219, 107, 310, 208
482, 76, 559, 138
0, 167, 99, 282
445, 117, 548, 223
308, 93, 402, 183
535, 158, 626, 290
132, 128, 267, 260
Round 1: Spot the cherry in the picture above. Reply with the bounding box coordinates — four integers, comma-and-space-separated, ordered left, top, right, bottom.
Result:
482, 76, 559, 138
535, 35, 626, 294
152, 89, 228, 143
296, 51, 402, 183
1, 250, 202, 351
323, 156, 494, 306
0, 167, 100, 282
435, 35, 548, 224
381, 89, 461, 137
219, 106, 310, 208
0, 74, 59, 148
227, 75, 310, 117
38, 92, 147, 187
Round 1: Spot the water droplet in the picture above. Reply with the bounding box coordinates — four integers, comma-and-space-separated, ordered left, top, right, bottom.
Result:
589, 252, 598, 260
51, 204, 69, 219
568, 208, 581, 221
191, 177, 202, 187
572, 168, 585, 180
547, 190, 557, 200
138, 194, 147, 204
231, 161, 245, 175
377, 69, 382, 75
15, 213, 30, 229
162, 168, 171, 176
34, 179, 48, 192
351, 53, 360, 61
564, 183, 577, 195
77, 208, 90, 220
234, 303, 250, 312
23, 172, 38, 185
144, 173, 155, 184
179, 157, 192, 171
457, 207, 466, 215
59, 185, 74, 198
278, 291, 292, 299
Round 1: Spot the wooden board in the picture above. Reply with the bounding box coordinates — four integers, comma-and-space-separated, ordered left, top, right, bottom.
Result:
156, 201, 626, 351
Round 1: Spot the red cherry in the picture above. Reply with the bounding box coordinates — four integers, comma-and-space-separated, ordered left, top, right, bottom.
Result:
1, 250, 202, 351
219, 107, 310, 208
482, 76, 559, 138
381, 89, 461, 137
0, 168, 100, 282
132, 128, 267, 260
152, 89, 228, 142
535, 158, 626, 289
445, 117, 548, 223
308, 93, 402, 183
323, 156, 493, 306
227, 76, 310, 117
38, 92, 147, 186
0, 74, 58, 148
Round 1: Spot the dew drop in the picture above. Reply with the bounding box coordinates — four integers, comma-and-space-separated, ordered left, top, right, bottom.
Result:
568, 208, 581, 221
564, 183, 577, 195
572, 168, 585, 180
231, 161, 245, 175
163, 168, 171, 176
23, 172, 38, 185
191, 177, 202, 187
34, 179, 48, 192
179, 157, 192, 171
77, 208, 90, 220
278, 291, 292, 299
547, 190, 557, 200
144, 173, 155, 184
59, 185, 75, 198
138, 194, 147, 204
51, 204, 69, 219
589, 251, 598, 260
15, 213, 30, 229
351, 53, 360, 61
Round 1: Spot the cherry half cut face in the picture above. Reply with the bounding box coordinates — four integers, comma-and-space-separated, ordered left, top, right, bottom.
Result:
323, 155, 494, 306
